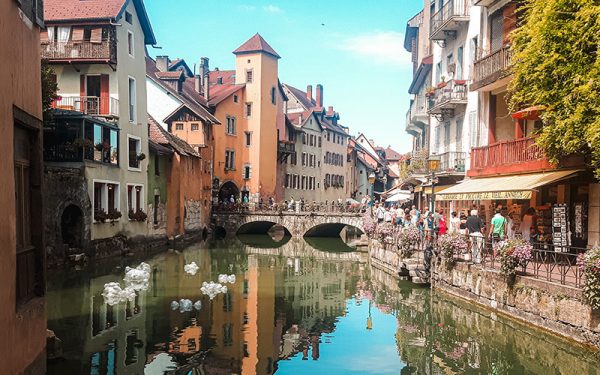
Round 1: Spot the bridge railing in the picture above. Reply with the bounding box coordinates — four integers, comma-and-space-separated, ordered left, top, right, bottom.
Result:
213, 201, 367, 215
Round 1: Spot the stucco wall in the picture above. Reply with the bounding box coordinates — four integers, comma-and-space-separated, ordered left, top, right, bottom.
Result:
0, 2, 46, 373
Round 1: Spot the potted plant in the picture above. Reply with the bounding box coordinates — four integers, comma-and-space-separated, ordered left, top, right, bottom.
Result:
94, 208, 108, 223
437, 76, 447, 88
128, 209, 148, 222
137, 152, 146, 161
495, 240, 533, 285
425, 86, 436, 97
396, 226, 421, 258
72, 138, 94, 149
577, 246, 600, 309
437, 234, 469, 269
107, 208, 122, 225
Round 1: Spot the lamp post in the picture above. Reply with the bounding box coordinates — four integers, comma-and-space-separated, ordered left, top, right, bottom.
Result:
427, 153, 441, 213
368, 172, 376, 216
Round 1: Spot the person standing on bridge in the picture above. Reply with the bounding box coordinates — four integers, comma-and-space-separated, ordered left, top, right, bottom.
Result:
375, 204, 385, 224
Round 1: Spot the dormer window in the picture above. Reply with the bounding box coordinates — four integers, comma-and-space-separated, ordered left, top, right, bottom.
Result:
217, 77, 223, 85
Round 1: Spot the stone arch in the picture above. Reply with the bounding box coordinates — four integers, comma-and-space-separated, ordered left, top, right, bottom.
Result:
303, 223, 364, 238
218, 180, 240, 202
61, 204, 84, 248
236, 220, 291, 237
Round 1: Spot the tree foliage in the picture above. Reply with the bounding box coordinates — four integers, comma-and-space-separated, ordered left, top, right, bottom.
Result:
41, 59, 58, 121
508, 0, 600, 177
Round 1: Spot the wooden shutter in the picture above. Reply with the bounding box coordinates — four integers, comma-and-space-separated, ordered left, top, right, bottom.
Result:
80, 75, 86, 98
72, 27, 84, 43
90, 28, 102, 44
100, 74, 109, 115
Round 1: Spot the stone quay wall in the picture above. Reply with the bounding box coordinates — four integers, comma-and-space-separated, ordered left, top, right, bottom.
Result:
432, 261, 600, 350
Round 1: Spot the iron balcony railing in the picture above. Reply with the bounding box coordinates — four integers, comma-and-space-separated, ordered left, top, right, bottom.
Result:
472, 45, 513, 90
51, 96, 119, 117
430, 0, 470, 40
470, 136, 545, 170
41, 40, 117, 62
439, 151, 466, 173
278, 140, 295, 154
427, 79, 468, 113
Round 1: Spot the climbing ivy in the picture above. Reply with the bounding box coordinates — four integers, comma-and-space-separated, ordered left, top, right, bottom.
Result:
508, 0, 600, 177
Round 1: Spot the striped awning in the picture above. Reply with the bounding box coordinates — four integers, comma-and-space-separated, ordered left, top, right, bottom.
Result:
435, 170, 580, 201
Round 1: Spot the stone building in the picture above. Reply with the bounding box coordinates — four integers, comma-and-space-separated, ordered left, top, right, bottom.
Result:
42, 0, 157, 249
1, 0, 46, 372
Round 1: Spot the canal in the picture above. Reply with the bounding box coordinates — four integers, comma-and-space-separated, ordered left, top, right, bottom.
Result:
47, 235, 600, 374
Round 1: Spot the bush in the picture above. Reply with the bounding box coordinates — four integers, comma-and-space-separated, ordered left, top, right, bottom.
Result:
577, 246, 600, 309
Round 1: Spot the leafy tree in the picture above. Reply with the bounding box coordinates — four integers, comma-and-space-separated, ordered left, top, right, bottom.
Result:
508, 0, 600, 177
41, 59, 58, 121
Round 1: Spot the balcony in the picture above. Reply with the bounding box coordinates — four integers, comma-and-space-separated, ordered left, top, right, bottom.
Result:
51, 96, 119, 118
439, 151, 466, 174
42, 40, 117, 63
277, 140, 295, 163
468, 136, 554, 177
427, 79, 468, 119
406, 94, 428, 136
431, 0, 470, 41
474, 0, 512, 8
471, 45, 513, 91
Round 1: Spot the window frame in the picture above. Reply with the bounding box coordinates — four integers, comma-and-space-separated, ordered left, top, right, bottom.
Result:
127, 134, 142, 171
128, 76, 137, 123
92, 179, 121, 222
126, 183, 144, 215
127, 30, 134, 58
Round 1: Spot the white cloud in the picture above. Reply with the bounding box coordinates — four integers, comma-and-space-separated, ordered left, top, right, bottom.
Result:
263, 4, 283, 13
339, 31, 411, 66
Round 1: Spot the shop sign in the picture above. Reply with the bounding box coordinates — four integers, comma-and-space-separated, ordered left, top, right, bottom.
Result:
552, 204, 570, 252
436, 190, 532, 201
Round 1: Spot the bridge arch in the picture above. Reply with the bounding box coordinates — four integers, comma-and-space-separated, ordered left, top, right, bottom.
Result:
236, 221, 291, 237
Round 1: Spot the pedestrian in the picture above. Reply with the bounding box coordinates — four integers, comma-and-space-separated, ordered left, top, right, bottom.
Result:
243, 194, 249, 204
395, 205, 404, 226
384, 207, 393, 223
438, 211, 447, 235
506, 212, 515, 239
465, 209, 484, 263
375, 204, 385, 224
229, 195, 235, 204
449, 211, 460, 234
488, 208, 507, 245
520, 207, 537, 243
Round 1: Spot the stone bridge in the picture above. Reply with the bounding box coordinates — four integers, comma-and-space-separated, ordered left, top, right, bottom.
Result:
212, 211, 365, 238
243, 237, 368, 263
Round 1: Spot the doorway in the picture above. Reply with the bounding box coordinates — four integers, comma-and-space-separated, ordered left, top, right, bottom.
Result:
61, 204, 84, 248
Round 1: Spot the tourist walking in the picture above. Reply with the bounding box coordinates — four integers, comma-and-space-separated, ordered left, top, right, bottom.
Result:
384, 207, 393, 223
520, 207, 537, 243
465, 209, 484, 263
449, 211, 460, 234
488, 209, 507, 247
375, 204, 385, 223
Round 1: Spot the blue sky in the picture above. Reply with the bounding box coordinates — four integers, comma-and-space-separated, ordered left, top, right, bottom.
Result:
144, 0, 423, 153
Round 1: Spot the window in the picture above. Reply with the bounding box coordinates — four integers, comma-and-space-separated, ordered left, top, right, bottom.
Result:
233, 94, 238, 103
85, 122, 118, 164
225, 150, 235, 170
285, 174, 291, 188
125, 11, 133, 24
128, 136, 141, 169
456, 117, 463, 152
128, 77, 136, 123
243, 164, 251, 180
271, 87, 276, 105
191, 123, 199, 131
245, 131, 252, 146
93, 181, 120, 218
318, 137, 322, 147
290, 152, 297, 165
302, 152, 307, 166
226, 116, 236, 135
154, 154, 160, 176
468, 110, 480, 148
245, 103, 252, 117
301, 176, 306, 190
127, 184, 144, 214
175, 123, 184, 131
217, 77, 223, 84
457, 46, 464, 80
127, 31, 134, 57
302, 133, 307, 145
443, 122, 451, 152
246, 69, 253, 83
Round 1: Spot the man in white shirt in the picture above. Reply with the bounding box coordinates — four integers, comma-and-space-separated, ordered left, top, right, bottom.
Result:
375, 204, 386, 223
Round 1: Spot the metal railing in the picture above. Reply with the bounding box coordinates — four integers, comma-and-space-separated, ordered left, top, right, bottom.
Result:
472, 45, 513, 89
439, 151, 466, 173
214, 200, 367, 215
431, 0, 470, 39
427, 79, 468, 112
52, 96, 119, 117
41, 40, 116, 62
277, 140, 295, 154
470, 136, 545, 170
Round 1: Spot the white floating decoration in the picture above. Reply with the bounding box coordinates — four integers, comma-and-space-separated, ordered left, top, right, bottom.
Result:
201, 281, 226, 300
124, 262, 151, 291
218, 274, 228, 283
193, 300, 202, 311
226, 274, 236, 284
102, 282, 136, 306
184, 262, 199, 276
170, 301, 180, 310
179, 299, 193, 312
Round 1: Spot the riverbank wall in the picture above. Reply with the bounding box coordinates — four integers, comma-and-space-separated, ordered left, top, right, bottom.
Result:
432, 261, 600, 350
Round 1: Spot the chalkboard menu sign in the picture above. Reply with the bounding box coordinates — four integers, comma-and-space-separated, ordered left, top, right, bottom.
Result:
552, 204, 569, 252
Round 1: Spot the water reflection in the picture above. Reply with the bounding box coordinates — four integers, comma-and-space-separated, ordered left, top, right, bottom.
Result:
47, 236, 600, 375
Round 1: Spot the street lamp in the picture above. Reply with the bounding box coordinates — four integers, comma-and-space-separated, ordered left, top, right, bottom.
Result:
427, 153, 441, 213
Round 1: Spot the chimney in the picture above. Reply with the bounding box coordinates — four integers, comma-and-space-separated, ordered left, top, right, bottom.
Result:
156, 55, 169, 72
199, 57, 209, 87
195, 75, 201, 94
306, 85, 313, 102
316, 84, 323, 107
328, 105, 334, 113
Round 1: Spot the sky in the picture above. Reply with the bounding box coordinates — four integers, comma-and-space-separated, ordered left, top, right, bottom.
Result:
144, 0, 423, 153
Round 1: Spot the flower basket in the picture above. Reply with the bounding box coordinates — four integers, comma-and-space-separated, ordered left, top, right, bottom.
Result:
107, 209, 122, 225
577, 246, 600, 309
94, 209, 108, 223
437, 234, 469, 269
128, 209, 148, 222
495, 240, 533, 286
396, 226, 421, 258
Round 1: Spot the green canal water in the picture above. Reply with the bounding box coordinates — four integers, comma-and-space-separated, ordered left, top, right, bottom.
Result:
47, 235, 600, 375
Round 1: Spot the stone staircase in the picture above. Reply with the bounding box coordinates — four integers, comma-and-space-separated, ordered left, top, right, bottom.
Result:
400, 258, 430, 284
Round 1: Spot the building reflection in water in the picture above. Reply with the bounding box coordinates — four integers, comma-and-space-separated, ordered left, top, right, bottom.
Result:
47, 235, 600, 375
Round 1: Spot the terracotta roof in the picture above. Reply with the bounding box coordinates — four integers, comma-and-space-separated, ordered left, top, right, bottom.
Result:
384, 147, 403, 161
283, 84, 316, 111
155, 71, 184, 79
148, 115, 199, 157
233, 33, 281, 59
207, 83, 245, 107
209, 70, 236, 85
149, 139, 173, 155
44, 0, 156, 44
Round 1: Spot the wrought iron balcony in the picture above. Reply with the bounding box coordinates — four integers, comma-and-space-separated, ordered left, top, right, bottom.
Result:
427, 80, 468, 119
277, 140, 295, 163
41, 40, 117, 63
471, 45, 513, 91
439, 151, 466, 173
430, 0, 470, 41
51, 96, 119, 118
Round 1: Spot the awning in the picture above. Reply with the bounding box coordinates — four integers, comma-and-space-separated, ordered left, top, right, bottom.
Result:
421, 185, 453, 195
386, 192, 412, 203
435, 170, 580, 201
511, 105, 546, 121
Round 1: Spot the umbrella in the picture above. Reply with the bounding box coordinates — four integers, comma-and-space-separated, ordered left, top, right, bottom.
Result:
346, 198, 360, 204
385, 191, 412, 203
